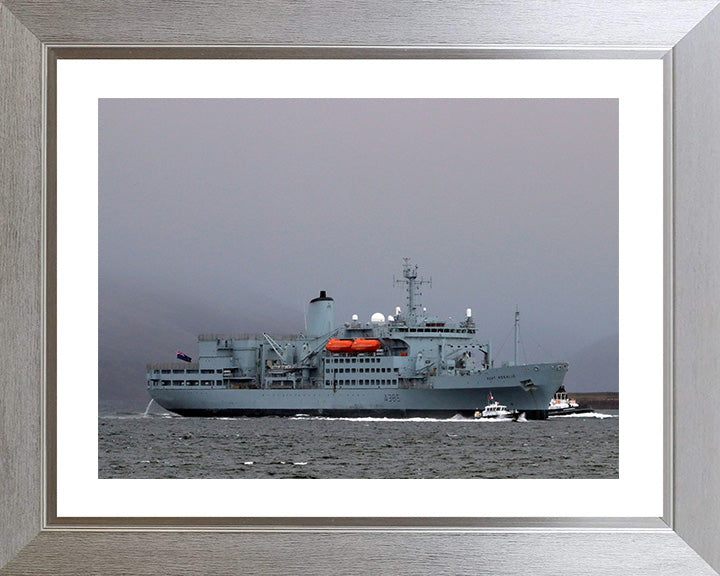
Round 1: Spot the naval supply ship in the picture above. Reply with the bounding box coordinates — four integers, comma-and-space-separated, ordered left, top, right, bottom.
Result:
147, 260, 568, 419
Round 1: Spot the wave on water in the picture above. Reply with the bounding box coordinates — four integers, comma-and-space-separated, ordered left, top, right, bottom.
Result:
289, 411, 618, 423
100, 411, 616, 422
549, 412, 616, 419
99, 412, 175, 420
288, 414, 516, 423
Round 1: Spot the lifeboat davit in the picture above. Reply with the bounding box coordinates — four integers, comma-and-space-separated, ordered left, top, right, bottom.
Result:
325, 339, 354, 353
350, 338, 382, 353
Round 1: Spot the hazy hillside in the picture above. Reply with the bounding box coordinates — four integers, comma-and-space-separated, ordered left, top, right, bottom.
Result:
562, 334, 619, 394
99, 277, 303, 411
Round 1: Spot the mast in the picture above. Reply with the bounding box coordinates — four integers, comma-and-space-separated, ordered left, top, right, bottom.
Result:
514, 306, 520, 366
394, 258, 431, 326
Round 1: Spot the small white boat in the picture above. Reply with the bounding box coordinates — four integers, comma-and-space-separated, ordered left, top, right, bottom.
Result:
475, 401, 516, 419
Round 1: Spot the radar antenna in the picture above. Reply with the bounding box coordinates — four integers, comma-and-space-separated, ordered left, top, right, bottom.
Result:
393, 258, 431, 326
514, 307, 520, 366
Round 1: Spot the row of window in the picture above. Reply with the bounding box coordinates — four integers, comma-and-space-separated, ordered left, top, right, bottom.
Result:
326, 367, 398, 374
395, 327, 474, 333
326, 379, 398, 386
327, 357, 384, 363
153, 380, 221, 387
155, 369, 223, 374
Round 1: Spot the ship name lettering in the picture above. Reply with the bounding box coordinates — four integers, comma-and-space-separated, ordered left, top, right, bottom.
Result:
384, 393, 400, 403
487, 374, 515, 382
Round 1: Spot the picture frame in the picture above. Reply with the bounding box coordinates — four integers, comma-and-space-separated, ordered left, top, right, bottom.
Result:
1, 1, 719, 574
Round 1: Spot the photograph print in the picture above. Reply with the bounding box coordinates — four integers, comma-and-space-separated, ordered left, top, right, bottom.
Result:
98, 98, 618, 479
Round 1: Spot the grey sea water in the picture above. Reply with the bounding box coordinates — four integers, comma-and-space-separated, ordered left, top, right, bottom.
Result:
98, 410, 618, 479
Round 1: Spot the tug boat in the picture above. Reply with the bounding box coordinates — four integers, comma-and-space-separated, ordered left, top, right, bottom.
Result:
547, 385, 594, 416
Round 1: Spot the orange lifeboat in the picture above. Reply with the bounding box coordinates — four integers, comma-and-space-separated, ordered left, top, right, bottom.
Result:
350, 338, 382, 353
325, 339, 354, 353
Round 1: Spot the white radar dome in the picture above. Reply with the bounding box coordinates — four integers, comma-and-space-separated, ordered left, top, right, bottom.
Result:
371, 312, 386, 324
352, 314, 359, 321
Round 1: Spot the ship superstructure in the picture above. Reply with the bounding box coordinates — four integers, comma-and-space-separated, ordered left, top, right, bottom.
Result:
147, 260, 567, 419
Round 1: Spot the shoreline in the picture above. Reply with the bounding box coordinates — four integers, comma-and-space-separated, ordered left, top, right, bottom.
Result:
572, 392, 619, 410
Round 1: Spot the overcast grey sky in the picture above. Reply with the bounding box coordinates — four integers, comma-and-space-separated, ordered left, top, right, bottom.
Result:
99, 98, 617, 396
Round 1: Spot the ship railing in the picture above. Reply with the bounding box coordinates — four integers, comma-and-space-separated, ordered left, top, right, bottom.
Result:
199, 333, 302, 341
390, 326, 476, 335
146, 362, 199, 370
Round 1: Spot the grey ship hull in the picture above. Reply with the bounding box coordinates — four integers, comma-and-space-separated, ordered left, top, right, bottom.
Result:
149, 363, 566, 419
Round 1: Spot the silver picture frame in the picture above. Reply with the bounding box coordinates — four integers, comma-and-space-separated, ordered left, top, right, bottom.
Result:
2, 1, 720, 574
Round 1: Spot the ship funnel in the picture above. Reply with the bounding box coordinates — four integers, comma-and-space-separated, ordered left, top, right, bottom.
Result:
307, 291, 334, 337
